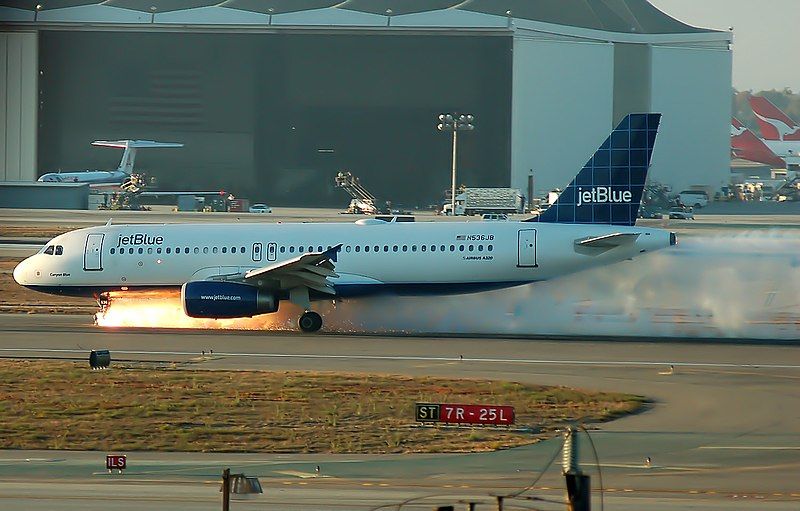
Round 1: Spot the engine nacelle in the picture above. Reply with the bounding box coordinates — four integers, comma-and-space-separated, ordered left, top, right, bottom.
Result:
181, 281, 278, 319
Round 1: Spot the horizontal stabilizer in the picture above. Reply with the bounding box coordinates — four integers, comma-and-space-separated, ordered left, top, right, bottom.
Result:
92, 140, 184, 149
575, 232, 640, 248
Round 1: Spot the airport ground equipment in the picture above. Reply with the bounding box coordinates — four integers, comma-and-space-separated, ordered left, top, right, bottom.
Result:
335, 171, 379, 214
442, 187, 524, 216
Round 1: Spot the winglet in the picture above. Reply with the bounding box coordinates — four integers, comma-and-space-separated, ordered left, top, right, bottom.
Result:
324, 244, 343, 263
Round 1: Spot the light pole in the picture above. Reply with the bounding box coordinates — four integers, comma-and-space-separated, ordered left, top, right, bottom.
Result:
437, 113, 474, 215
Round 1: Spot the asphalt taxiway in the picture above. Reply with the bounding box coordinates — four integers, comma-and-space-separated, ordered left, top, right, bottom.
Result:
0, 314, 798, 510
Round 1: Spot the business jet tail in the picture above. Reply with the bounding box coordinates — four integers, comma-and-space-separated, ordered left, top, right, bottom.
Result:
91, 140, 184, 175
530, 113, 661, 227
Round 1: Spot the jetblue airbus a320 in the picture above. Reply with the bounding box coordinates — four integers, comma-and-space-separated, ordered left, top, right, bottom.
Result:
14, 114, 675, 333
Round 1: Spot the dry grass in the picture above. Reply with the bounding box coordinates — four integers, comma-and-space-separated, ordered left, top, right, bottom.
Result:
0, 226, 79, 238
0, 360, 644, 453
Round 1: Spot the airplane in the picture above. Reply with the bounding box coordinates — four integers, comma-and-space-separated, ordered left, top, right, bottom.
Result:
38, 140, 184, 191
730, 117, 787, 168
747, 96, 800, 161
14, 113, 675, 333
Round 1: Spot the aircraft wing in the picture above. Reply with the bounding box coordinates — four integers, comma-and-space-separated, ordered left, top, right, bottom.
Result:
242, 244, 342, 295
575, 232, 640, 248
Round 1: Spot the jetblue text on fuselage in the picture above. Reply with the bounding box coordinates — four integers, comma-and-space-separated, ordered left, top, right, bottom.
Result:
116, 233, 164, 247
576, 187, 632, 207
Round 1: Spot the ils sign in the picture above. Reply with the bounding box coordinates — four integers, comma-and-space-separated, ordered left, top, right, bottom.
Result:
106, 454, 127, 472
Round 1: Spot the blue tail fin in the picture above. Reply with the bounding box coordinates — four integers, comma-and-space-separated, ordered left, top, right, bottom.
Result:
530, 113, 661, 226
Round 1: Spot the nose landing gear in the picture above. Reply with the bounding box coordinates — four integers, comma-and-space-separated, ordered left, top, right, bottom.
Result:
298, 311, 323, 333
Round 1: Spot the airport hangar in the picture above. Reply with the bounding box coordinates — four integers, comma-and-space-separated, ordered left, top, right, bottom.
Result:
0, 0, 731, 207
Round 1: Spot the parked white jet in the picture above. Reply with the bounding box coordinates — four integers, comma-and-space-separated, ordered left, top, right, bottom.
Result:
15, 114, 674, 332
38, 140, 183, 190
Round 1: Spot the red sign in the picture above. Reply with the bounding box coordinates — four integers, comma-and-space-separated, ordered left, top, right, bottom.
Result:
439, 404, 515, 425
106, 454, 127, 471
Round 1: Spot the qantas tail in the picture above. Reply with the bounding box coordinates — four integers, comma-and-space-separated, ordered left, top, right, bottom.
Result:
748, 96, 800, 141
91, 140, 184, 175
529, 113, 660, 227
730, 117, 786, 168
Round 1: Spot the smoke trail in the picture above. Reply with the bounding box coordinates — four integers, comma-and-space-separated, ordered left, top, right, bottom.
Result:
96, 232, 800, 340
324, 232, 800, 340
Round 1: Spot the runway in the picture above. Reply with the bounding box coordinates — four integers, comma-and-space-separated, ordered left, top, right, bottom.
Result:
1, 314, 799, 510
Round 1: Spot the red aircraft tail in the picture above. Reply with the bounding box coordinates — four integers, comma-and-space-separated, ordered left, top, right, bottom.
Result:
748, 96, 800, 141
731, 117, 786, 168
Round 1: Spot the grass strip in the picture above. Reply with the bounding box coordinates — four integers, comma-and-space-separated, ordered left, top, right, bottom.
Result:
0, 360, 644, 453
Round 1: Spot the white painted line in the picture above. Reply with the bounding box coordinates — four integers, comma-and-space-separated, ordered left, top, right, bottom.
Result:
1, 348, 799, 370
698, 446, 800, 450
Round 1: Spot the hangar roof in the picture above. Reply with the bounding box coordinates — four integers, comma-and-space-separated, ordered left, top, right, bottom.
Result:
2, 0, 718, 35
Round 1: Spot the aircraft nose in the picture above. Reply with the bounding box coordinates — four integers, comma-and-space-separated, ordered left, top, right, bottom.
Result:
13, 258, 31, 285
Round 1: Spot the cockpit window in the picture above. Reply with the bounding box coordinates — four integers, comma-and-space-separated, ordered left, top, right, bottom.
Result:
43, 245, 54, 255
55, 245, 63, 256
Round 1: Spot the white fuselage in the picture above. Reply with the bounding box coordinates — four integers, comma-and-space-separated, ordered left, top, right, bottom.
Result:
14, 220, 673, 297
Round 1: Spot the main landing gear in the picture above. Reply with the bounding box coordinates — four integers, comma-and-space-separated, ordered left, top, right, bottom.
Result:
298, 311, 323, 333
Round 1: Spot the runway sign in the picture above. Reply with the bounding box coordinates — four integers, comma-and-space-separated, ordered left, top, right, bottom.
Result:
416, 403, 514, 425
106, 454, 126, 471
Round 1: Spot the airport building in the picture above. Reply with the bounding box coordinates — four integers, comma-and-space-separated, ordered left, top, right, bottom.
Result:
0, 1, 731, 207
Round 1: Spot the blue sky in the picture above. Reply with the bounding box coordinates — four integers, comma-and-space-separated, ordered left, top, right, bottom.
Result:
649, 0, 800, 92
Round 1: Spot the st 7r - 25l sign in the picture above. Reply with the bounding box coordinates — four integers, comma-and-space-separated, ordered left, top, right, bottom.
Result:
415, 403, 515, 426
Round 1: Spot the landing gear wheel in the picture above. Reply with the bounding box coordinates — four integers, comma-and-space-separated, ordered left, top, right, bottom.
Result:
298, 311, 323, 333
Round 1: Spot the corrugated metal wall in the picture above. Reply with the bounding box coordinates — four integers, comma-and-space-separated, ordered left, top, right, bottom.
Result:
0, 31, 37, 182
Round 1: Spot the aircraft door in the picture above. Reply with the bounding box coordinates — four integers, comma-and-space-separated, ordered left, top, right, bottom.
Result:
267, 242, 277, 262
252, 243, 263, 263
84, 233, 104, 271
517, 229, 538, 267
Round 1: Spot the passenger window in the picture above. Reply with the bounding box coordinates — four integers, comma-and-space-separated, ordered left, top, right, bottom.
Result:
232, 247, 238, 253
459, 245, 465, 252
147, 247, 153, 254
421, 245, 427, 252
55, 245, 63, 255
110, 248, 116, 255
374, 245, 379, 252
488, 245, 493, 252
450, 245, 455, 252
412, 245, 417, 252
44, 245, 54, 255
289, 246, 295, 253
317, 246, 323, 252
138, 248, 144, 254
402, 245, 408, 252
346, 246, 351, 252
383, 245, 389, 252
478, 245, 483, 252
222, 247, 227, 254
280, 246, 285, 253
130, 248, 135, 254
212, 247, 217, 254
355, 246, 360, 252
469, 245, 474, 251
184, 247, 189, 254
241, 246, 246, 253
430, 245, 436, 252
203, 247, 208, 254
193, 247, 199, 254
365, 246, 370, 252
392, 245, 398, 252
166, 248, 171, 254
307, 246, 313, 252
440, 245, 445, 252
157, 248, 162, 254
